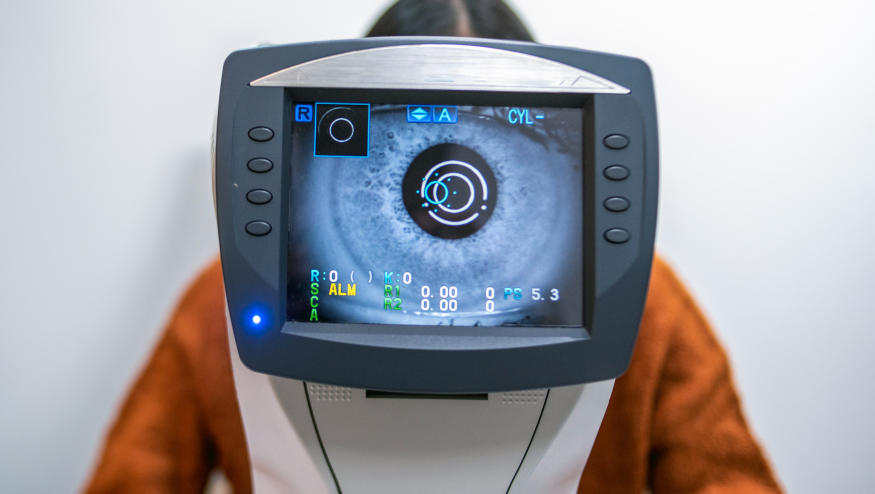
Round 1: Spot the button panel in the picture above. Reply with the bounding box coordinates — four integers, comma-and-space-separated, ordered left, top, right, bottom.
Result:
602, 131, 632, 247
603, 165, 629, 181
247, 157, 274, 173
587, 94, 653, 296
604, 228, 630, 244
221, 87, 286, 288
604, 196, 630, 212
245, 220, 272, 236
603, 134, 629, 150
244, 125, 275, 240
247, 189, 273, 205
248, 126, 274, 142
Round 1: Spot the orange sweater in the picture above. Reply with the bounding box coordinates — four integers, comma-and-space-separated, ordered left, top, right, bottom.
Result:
83, 257, 782, 493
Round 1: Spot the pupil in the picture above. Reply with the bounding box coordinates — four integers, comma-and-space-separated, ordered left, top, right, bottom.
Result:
402, 143, 497, 239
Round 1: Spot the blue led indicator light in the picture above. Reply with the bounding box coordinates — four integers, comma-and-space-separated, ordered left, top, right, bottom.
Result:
244, 306, 270, 333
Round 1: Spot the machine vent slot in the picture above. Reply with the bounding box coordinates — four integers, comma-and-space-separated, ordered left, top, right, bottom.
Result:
308, 383, 353, 402
366, 390, 488, 401
500, 390, 546, 405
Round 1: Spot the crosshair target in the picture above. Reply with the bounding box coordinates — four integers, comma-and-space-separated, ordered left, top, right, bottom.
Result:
402, 143, 497, 239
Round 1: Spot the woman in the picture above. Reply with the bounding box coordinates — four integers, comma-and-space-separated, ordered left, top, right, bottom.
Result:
83, 1, 782, 492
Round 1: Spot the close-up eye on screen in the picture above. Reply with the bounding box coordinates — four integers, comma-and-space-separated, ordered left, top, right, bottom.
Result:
287, 102, 584, 327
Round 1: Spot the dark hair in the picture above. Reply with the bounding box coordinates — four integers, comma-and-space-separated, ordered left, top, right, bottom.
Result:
366, 0, 535, 42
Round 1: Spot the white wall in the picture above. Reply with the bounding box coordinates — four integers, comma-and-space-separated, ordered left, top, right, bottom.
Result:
0, 0, 872, 492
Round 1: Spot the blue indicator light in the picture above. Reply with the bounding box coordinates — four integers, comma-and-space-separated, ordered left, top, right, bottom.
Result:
244, 306, 270, 333
407, 105, 432, 122
433, 105, 458, 123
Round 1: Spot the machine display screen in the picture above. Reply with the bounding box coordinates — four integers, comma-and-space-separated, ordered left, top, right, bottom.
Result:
287, 102, 584, 327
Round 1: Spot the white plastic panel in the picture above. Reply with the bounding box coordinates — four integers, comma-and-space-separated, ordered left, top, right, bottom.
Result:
509, 380, 615, 494
308, 386, 546, 494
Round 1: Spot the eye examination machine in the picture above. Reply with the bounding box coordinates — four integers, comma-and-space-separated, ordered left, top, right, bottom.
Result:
214, 37, 658, 494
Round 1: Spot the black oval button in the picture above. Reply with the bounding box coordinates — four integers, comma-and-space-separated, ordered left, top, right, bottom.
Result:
247, 189, 272, 205
247, 158, 274, 173
248, 127, 274, 142
604, 228, 630, 244
604, 196, 630, 212
603, 134, 629, 150
604, 165, 629, 181
245, 220, 272, 236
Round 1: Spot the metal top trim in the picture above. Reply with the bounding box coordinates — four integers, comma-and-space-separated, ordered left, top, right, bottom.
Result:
250, 44, 630, 94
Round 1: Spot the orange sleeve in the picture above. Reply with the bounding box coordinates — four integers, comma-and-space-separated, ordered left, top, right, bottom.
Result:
648, 264, 782, 494
82, 296, 215, 493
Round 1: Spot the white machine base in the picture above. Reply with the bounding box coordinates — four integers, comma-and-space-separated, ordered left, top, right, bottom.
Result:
228, 313, 614, 494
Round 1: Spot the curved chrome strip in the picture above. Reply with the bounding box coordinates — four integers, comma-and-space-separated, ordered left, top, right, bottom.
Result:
250, 44, 630, 94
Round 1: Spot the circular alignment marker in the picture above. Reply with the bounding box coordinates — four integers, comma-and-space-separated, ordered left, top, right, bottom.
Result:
328, 117, 354, 143
403, 143, 497, 239
425, 180, 450, 205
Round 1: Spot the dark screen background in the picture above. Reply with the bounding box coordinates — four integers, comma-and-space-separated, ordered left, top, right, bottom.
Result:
287, 103, 584, 327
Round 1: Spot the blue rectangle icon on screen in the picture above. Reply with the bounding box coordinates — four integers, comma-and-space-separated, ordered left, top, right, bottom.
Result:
295, 104, 314, 122
433, 105, 458, 123
407, 105, 432, 123
407, 105, 457, 123
313, 103, 369, 158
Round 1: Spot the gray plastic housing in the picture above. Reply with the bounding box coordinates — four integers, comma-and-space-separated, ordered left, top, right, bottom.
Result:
215, 37, 659, 393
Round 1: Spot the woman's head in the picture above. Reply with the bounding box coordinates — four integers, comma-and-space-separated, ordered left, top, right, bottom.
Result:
366, 0, 534, 42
